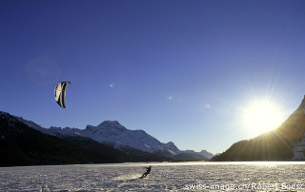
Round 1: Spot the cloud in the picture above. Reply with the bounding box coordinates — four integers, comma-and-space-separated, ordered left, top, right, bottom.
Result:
205, 104, 211, 109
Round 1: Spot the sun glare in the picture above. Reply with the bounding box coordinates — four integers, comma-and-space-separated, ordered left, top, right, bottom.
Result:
243, 100, 284, 135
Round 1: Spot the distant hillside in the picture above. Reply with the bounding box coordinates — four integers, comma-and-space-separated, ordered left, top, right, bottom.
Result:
213, 96, 305, 161
0, 112, 125, 166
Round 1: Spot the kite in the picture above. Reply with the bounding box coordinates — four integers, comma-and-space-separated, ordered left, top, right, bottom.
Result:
54, 81, 71, 108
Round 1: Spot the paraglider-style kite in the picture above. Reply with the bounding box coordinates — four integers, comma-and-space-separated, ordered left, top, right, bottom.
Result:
54, 81, 71, 108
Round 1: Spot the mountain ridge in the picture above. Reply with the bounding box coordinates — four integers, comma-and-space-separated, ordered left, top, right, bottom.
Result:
18, 116, 213, 158
0, 111, 213, 166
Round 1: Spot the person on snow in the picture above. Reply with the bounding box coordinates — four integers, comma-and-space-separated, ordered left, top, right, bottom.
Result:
140, 166, 151, 179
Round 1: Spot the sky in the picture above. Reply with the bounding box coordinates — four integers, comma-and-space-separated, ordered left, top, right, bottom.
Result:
1, 0, 305, 154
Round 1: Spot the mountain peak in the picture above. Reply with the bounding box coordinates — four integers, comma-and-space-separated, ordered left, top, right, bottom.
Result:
163, 141, 181, 154
85, 121, 126, 131
96, 121, 127, 132
81, 121, 171, 153
165, 141, 175, 145
98, 120, 121, 127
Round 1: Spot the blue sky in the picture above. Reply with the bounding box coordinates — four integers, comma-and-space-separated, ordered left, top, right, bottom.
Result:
1, 0, 305, 154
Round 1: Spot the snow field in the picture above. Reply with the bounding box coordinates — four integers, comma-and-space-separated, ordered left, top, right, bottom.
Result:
1, 162, 305, 191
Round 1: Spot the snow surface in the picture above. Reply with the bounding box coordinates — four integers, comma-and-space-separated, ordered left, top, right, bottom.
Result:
1, 162, 305, 191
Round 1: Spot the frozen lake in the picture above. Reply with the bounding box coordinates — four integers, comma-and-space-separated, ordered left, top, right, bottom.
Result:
1, 162, 305, 191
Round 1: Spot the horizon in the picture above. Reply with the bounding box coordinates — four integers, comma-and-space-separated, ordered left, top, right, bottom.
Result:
1, 0, 305, 154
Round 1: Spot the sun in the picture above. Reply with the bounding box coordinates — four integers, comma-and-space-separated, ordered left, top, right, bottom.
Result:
242, 99, 284, 135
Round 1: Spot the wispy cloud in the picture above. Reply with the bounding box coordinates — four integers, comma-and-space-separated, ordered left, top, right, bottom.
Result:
205, 104, 211, 109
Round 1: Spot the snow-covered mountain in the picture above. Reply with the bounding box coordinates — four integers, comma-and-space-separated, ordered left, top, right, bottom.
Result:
163, 141, 181, 155
182, 149, 215, 159
81, 121, 173, 154
198, 150, 215, 159
7, 112, 213, 158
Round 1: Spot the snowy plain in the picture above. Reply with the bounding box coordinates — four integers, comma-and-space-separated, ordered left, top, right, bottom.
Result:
1, 162, 305, 191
